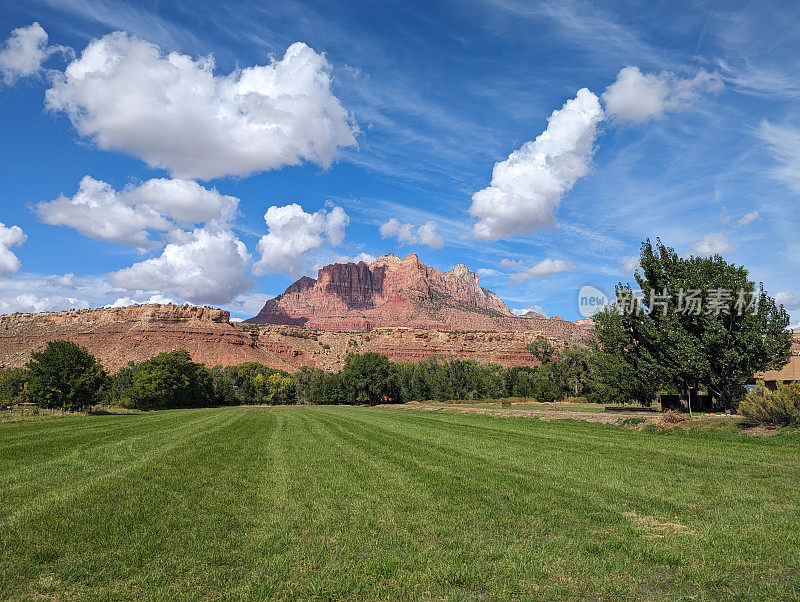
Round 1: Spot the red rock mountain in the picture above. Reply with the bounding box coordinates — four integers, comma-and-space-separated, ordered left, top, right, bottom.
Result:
248, 253, 524, 331
0, 254, 591, 372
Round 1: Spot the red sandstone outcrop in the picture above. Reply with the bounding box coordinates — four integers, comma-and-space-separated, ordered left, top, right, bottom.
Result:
0, 304, 293, 372
247, 325, 579, 372
0, 303, 590, 373
247, 253, 566, 332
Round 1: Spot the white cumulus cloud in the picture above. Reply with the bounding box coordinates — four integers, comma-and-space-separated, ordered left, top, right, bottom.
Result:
122, 178, 238, 224
469, 88, 604, 240
45, 32, 357, 179
380, 218, 417, 244
0, 222, 27, 275
104, 294, 175, 308
380, 218, 443, 249
0, 294, 89, 315
0, 22, 65, 84
417, 221, 444, 249
692, 232, 733, 257
602, 66, 723, 124
35, 176, 238, 247
351, 252, 377, 264
109, 226, 253, 305
35, 176, 168, 248
47, 273, 80, 289
510, 258, 576, 282
253, 203, 349, 276
775, 291, 800, 311
0, 273, 112, 316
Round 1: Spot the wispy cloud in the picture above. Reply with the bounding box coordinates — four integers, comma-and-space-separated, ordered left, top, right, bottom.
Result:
35, 0, 205, 50
757, 121, 800, 195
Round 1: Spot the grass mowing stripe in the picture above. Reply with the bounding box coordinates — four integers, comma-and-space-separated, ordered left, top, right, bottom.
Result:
362, 409, 800, 514
0, 408, 266, 598
312, 407, 800, 598
0, 408, 243, 529
0, 410, 218, 482
0, 406, 798, 600
0, 409, 220, 512
270, 409, 670, 598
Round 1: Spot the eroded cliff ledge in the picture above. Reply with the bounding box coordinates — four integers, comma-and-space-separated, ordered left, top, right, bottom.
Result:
0, 303, 590, 373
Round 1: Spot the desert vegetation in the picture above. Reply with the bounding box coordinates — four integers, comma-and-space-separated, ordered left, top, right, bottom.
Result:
739, 381, 800, 427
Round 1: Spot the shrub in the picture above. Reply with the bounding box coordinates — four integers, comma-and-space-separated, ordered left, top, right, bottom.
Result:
0, 367, 29, 406
739, 382, 800, 427
26, 341, 108, 410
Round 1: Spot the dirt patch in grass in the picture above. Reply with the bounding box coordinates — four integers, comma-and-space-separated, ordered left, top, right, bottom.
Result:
742, 425, 800, 437
624, 511, 695, 538
386, 402, 661, 425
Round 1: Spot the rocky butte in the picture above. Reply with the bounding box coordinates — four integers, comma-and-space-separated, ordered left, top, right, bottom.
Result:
0, 255, 592, 372
248, 253, 585, 336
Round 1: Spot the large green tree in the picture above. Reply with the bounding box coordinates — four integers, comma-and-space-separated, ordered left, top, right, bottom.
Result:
340, 352, 395, 405
127, 350, 214, 410
26, 340, 108, 410
588, 305, 664, 406
599, 239, 791, 408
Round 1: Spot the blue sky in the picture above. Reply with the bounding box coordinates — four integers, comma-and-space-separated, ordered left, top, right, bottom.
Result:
0, 0, 798, 324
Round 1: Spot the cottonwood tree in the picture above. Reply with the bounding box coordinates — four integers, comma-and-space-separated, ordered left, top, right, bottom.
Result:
26, 340, 108, 410
594, 239, 791, 408
588, 303, 664, 406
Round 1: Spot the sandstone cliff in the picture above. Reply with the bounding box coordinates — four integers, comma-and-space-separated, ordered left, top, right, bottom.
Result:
0, 305, 293, 372
246, 323, 583, 372
248, 253, 534, 331
0, 303, 590, 373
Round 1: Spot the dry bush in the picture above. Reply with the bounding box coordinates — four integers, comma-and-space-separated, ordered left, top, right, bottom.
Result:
739, 382, 800, 427
662, 409, 687, 424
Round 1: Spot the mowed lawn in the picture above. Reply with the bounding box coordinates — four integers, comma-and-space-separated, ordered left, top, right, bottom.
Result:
1, 407, 799, 600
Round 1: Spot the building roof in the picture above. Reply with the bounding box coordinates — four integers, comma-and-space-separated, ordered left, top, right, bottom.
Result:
756, 334, 800, 382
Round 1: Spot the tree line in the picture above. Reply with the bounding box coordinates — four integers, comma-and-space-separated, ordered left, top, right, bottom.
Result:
0, 341, 592, 411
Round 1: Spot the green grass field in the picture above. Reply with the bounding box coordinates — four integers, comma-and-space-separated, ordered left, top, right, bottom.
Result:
1, 406, 799, 600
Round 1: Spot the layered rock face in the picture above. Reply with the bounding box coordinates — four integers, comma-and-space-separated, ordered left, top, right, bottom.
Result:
0, 302, 590, 373
248, 253, 522, 331
248, 323, 585, 372
0, 304, 295, 372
